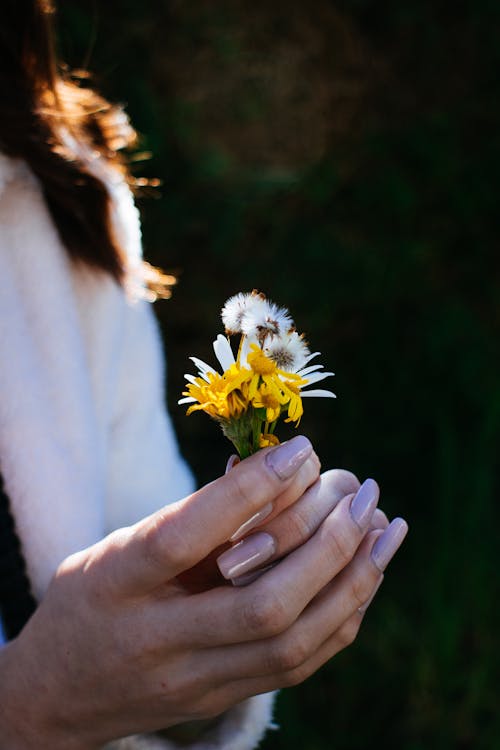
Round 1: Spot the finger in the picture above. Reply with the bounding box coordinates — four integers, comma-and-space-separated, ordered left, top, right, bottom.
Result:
230, 467, 360, 543
106, 436, 318, 595
166, 489, 382, 647
231, 507, 388, 585
369, 507, 389, 532
190, 519, 408, 693
201, 609, 366, 716
233, 467, 359, 542
226, 451, 322, 544
219, 471, 365, 582
197, 529, 385, 684
221, 522, 408, 698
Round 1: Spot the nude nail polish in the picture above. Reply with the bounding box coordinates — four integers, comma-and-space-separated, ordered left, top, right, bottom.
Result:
265, 435, 312, 481
371, 518, 409, 571
230, 502, 274, 542
217, 532, 276, 580
350, 478, 379, 531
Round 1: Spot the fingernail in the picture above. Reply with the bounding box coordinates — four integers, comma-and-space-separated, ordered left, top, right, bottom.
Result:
265, 435, 312, 481
350, 478, 379, 530
358, 575, 384, 614
231, 562, 277, 587
371, 518, 409, 571
225, 454, 240, 474
230, 502, 274, 541
217, 532, 276, 580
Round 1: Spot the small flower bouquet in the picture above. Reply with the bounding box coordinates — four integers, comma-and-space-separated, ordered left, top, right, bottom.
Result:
179, 291, 335, 459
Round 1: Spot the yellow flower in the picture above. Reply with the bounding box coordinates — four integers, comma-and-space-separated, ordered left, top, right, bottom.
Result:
251, 382, 282, 423
245, 345, 309, 425
282, 381, 304, 424
259, 433, 280, 448
179, 295, 336, 458
182, 363, 249, 420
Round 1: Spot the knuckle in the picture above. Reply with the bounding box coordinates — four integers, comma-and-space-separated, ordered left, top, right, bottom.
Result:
144, 510, 194, 573
350, 574, 374, 610
282, 507, 313, 544
84, 530, 128, 596
242, 590, 290, 637
282, 661, 312, 687
272, 632, 310, 672
338, 619, 360, 649
228, 470, 265, 514
324, 469, 361, 498
324, 521, 357, 567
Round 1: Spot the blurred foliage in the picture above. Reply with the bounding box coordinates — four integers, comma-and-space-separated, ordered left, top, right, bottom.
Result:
59, 1, 499, 748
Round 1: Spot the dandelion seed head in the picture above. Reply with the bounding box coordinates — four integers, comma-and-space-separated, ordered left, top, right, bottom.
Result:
221, 290, 266, 334
264, 331, 310, 372
241, 300, 294, 343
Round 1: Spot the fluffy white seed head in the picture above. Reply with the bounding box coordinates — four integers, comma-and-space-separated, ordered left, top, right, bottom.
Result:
221, 291, 266, 334
240, 300, 294, 343
264, 330, 310, 372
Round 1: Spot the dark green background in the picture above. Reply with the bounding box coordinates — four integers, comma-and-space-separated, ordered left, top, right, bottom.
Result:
59, 2, 499, 748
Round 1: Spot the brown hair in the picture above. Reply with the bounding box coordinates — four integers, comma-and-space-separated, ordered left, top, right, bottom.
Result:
0, 0, 168, 290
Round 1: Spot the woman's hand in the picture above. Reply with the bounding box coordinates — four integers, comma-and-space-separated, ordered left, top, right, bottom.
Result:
218, 466, 389, 585
0, 435, 407, 749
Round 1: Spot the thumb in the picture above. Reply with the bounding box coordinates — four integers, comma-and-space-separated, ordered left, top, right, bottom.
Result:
110, 435, 313, 596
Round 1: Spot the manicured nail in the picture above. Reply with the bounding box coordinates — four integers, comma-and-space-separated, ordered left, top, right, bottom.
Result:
230, 502, 274, 541
350, 478, 379, 530
265, 435, 312, 481
217, 532, 276, 580
225, 454, 240, 474
357, 575, 384, 614
371, 518, 409, 571
231, 562, 277, 587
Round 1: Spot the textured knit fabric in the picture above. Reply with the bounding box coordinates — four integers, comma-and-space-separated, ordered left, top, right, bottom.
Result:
0, 151, 276, 749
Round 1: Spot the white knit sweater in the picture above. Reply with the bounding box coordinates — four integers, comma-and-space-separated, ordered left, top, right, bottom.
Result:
0, 152, 276, 749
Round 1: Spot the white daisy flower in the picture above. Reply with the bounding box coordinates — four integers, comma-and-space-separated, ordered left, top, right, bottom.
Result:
178, 334, 237, 406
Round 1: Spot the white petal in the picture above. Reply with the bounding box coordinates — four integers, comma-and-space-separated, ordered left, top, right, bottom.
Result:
301, 371, 335, 385
213, 334, 235, 371
300, 389, 336, 398
239, 335, 258, 368
302, 351, 321, 366
297, 364, 325, 377
184, 374, 201, 385
189, 356, 216, 376
178, 396, 197, 404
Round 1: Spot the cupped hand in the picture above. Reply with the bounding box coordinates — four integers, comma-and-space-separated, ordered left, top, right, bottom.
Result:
0, 436, 317, 748
0, 435, 408, 750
